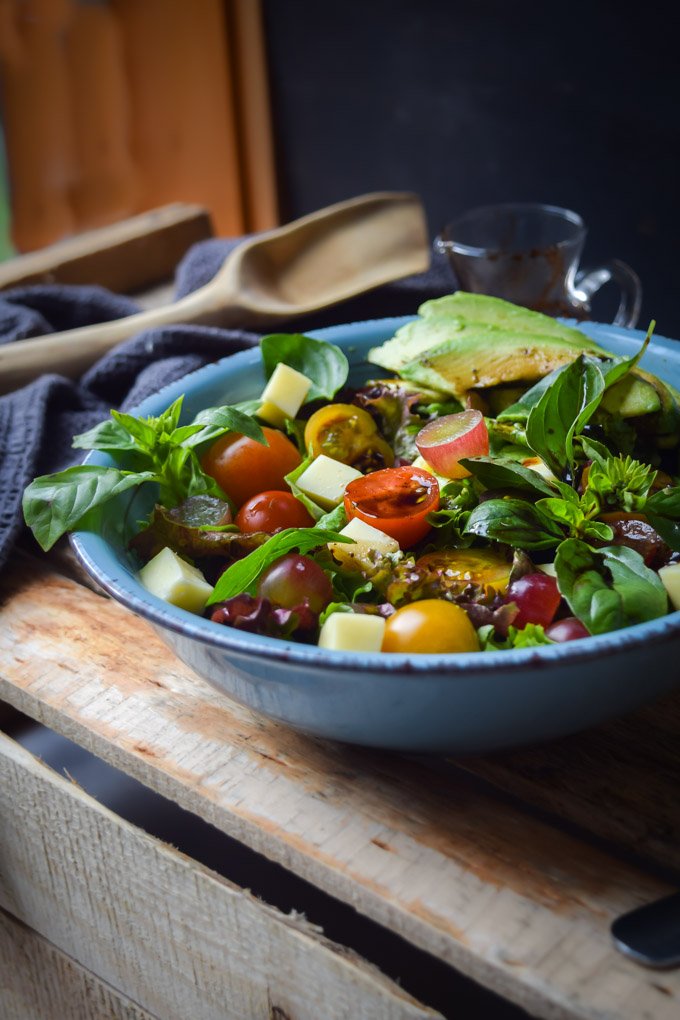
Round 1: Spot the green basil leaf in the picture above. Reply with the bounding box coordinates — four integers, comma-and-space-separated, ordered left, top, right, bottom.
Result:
260, 333, 349, 401
187, 405, 266, 448
554, 538, 668, 634
645, 513, 680, 552
464, 498, 564, 549
496, 367, 564, 424
646, 485, 680, 520
154, 396, 184, 434
208, 527, 351, 603
72, 416, 140, 453
577, 435, 612, 467
110, 410, 159, 451
526, 355, 605, 477
536, 498, 584, 529
22, 466, 156, 551
459, 456, 556, 498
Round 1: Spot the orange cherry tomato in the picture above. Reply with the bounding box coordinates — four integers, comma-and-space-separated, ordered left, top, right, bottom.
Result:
235, 490, 315, 534
344, 465, 439, 548
304, 403, 394, 471
382, 599, 480, 654
202, 427, 301, 508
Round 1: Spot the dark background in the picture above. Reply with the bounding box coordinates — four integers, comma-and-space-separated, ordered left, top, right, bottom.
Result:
262, 1, 679, 336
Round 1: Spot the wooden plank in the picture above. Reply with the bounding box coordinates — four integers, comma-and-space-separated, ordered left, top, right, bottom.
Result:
0, 907, 156, 1020
0, 203, 213, 293
457, 694, 680, 877
1, 553, 679, 1020
0, 731, 439, 1020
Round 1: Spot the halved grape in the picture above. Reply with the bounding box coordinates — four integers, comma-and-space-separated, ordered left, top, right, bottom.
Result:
506, 572, 561, 629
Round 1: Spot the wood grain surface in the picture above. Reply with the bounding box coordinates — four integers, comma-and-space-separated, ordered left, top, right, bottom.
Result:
0, 204, 213, 293
1, 551, 679, 1019
0, 731, 438, 1020
0, 908, 156, 1020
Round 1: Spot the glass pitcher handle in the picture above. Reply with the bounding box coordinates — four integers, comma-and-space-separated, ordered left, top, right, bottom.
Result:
573, 259, 642, 329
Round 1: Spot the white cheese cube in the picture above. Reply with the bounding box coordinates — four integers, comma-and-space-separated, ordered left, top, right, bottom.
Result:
138, 546, 213, 615
295, 454, 363, 509
318, 612, 386, 652
659, 563, 680, 610
258, 363, 312, 426
332, 516, 399, 553
411, 454, 450, 489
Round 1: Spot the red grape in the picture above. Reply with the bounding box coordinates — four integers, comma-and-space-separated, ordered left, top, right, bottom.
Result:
257, 553, 332, 613
546, 617, 590, 642
506, 572, 561, 629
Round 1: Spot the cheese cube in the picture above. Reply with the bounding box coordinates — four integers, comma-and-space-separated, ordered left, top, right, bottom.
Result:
295, 454, 362, 509
659, 563, 680, 610
138, 547, 213, 614
332, 516, 399, 553
258, 363, 312, 426
318, 612, 386, 652
411, 454, 450, 489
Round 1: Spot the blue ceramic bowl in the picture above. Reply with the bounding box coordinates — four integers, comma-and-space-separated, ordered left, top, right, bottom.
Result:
71, 317, 680, 753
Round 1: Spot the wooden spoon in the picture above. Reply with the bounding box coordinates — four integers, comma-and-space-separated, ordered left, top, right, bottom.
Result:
0, 192, 429, 393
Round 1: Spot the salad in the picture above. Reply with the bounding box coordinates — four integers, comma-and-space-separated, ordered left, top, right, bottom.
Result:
23, 293, 680, 656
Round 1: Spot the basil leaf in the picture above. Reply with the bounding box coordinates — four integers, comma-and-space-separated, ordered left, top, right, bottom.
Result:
110, 410, 159, 451
526, 355, 605, 477
459, 456, 556, 498
72, 416, 140, 453
208, 527, 350, 603
554, 538, 668, 634
23, 466, 156, 551
646, 485, 680, 520
645, 514, 680, 552
260, 333, 349, 401
187, 405, 266, 448
464, 498, 564, 549
496, 367, 564, 424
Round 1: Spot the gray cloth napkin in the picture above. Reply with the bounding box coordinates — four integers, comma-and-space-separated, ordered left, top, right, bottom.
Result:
0, 235, 451, 570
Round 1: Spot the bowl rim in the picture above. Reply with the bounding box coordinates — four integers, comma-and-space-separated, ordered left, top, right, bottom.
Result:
70, 314, 680, 678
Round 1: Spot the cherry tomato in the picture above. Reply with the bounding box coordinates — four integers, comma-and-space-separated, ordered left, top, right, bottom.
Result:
415, 548, 513, 596
382, 599, 480, 654
344, 465, 440, 548
235, 491, 315, 534
505, 572, 561, 629
257, 553, 332, 613
202, 427, 301, 508
304, 403, 394, 471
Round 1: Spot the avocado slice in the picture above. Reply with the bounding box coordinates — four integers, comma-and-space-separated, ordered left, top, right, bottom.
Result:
600, 374, 661, 417
417, 291, 597, 347
369, 318, 605, 400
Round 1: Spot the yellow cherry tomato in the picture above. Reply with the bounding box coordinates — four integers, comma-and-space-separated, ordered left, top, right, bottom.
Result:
304, 403, 394, 471
415, 548, 513, 596
382, 599, 480, 654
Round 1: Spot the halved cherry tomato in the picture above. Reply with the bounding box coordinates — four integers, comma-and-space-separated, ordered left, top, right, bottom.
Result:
235, 491, 315, 534
344, 465, 439, 548
304, 403, 394, 472
382, 599, 480, 653
415, 548, 513, 596
202, 427, 301, 508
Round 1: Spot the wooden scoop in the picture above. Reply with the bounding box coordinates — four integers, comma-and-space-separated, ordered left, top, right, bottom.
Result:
0, 192, 429, 393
